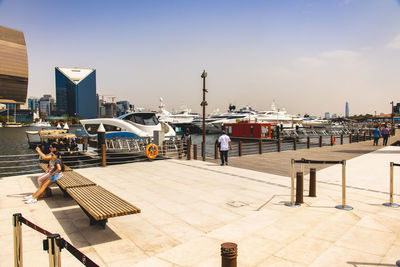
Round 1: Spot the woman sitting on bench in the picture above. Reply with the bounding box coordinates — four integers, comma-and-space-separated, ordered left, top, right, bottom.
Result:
25, 151, 64, 204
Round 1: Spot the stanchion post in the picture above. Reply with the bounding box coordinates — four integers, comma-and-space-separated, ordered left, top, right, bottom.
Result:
239, 141, 242, 156
193, 144, 197, 160
309, 168, 316, 197
187, 140, 191, 160
296, 172, 304, 204
307, 136, 310, 149
335, 160, 353, 210
285, 159, 300, 207
340, 134, 343, 145
101, 144, 106, 167
13, 213, 22, 267
221, 242, 237, 267
259, 140, 263, 154
46, 234, 62, 267
319, 136, 322, 147
293, 137, 297, 150
383, 162, 399, 208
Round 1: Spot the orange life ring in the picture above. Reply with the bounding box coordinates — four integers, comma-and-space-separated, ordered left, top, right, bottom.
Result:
145, 143, 158, 159
331, 136, 336, 145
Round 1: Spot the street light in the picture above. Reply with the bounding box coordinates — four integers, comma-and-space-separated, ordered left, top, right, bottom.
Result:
200, 70, 208, 161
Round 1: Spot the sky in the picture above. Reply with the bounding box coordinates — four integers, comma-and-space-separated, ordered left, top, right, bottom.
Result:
1, 0, 400, 117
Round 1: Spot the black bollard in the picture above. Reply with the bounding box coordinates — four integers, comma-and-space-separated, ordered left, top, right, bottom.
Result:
309, 168, 316, 197
296, 172, 304, 204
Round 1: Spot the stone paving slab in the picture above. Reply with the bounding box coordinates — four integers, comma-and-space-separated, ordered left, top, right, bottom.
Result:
0, 144, 399, 266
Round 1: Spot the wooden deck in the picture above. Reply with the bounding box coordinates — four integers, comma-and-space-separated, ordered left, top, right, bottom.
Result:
208, 134, 400, 177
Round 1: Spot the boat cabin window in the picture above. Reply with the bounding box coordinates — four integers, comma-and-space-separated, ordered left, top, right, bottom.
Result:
104, 125, 121, 132
85, 124, 121, 134
123, 113, 159, 125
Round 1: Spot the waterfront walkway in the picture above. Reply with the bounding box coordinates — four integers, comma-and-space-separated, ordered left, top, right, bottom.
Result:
1, 139, 400, 266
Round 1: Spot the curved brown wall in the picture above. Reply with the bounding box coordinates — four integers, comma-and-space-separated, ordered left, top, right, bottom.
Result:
0, 25, 28, 103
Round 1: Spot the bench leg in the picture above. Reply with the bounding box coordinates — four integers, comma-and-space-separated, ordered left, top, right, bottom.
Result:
78, 204, 108, 228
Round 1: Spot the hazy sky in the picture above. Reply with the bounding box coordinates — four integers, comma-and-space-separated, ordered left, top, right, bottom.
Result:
1, 0, 400, 117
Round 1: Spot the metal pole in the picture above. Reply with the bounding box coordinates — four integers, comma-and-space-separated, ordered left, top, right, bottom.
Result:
307, 136, 310, 149
391, 101, 395, 135
285, 159, 299, 207
101, 144, 106, 167
309, 168, 316, 197
187, 140, 191, 160
383, 162, 399, 208
239, 141, 242, 156
13, 213, 22, 267
46, 234, 61, 267
221, 242, 237, 267
193, 144, 197, 160
335, 160, 353, 210
201, 70, 208, 161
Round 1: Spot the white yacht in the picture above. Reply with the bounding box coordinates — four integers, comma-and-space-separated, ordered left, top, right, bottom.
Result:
157, 98, 200, 132
300, 117, 330, 127
255, 102, 301, 128
80, 112, 176, 139
30, 119, 51, 127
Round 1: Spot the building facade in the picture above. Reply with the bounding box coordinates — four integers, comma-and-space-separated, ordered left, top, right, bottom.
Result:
345, 102, 349, 117
0, 26, 28, 105
55, 67, 97, 118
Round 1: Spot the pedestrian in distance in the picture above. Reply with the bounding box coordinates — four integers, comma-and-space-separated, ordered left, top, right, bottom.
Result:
218, 130, 232, 166
372, 125, 381, 146
25, 151, 64, 204
381, 124, 390, 146
181, 129, 191, 156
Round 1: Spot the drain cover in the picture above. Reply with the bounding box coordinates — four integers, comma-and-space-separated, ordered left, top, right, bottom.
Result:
226, 201, 249, 207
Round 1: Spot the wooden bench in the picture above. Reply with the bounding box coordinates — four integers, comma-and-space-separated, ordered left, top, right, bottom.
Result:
66, 185, 141, 228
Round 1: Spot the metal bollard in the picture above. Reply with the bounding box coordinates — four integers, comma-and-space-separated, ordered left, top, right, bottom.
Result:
340, 134, 343, 145
13, 213, 22, 267
293, 137, 297, 150
101, 144, 106, 167
221, 242, 237, 267
383, 162, 399, 208
187, 140, 191, 160
349, 133, 352, 143
296, 172, 304, 204
319, 136, 322, 147
277, 138, 281, 152
309, 168, 316, 197
285, 159, 299, 207
45, 234, 62, 267
259, 140, 263, 154
193, 144, 197, 160
335, 160, 353, 210
239, 141, 242, 156
307, 136, 310, 149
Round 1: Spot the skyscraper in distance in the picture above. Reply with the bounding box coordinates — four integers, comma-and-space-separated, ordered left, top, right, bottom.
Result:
55, 67, 97, 118
345, 102, 349, 118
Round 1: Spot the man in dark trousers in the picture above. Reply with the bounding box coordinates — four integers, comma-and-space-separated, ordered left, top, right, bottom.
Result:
181, 129, 191, 155
218, 130, 232, 166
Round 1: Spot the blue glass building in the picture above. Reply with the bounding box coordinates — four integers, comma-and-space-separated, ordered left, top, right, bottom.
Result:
55, 67, 97, 118
345, 102, 349, 118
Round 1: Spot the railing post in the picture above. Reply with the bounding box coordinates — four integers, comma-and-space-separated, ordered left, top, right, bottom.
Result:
221, 242, 237, 267
258, 140, 263, 154
293, 137, 297, 150
187, 140, 191, 160
285, 159, 300, 207
162, 141, 167, 156
46, 234, 62, 267
277, 138, 281, 152
101, 144, 106, 167
357, 133, 360, 142
335, 160, 353, 210
295, 172, 304, 204
369, 129, 372, 140
383, 162, 399, 208
193, 144, 197, 160
340, 134, 343, 145
307, 136, 310, 149
13, 213, 22, 267
349, 133, 352, 143
309, 168, 316, 197
178, 140, 183, 159
319, 136, 322, 147
363, 132, 366, 141
239, 141, 242, 156
215, 144, 219, 159
330, 135, 333, 146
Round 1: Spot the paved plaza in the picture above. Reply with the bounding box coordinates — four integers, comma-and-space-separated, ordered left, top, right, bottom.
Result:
1, 144, 400, 266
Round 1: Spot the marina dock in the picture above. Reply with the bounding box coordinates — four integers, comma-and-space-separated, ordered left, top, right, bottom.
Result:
1, 136, 400, 266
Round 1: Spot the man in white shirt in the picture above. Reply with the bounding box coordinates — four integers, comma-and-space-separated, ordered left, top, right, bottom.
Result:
218, 130, 232, 166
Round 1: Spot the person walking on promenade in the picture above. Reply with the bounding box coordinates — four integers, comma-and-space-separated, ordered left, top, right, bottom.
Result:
372, 125, 381, 146
382, 124, 390, 146
181, 129, 191, 156
218, 130, 232, 166
25, 151, 64, 204
34, 143, 57, 198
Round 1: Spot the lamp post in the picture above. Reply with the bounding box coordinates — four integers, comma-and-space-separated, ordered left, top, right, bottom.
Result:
201, 70, 208, 161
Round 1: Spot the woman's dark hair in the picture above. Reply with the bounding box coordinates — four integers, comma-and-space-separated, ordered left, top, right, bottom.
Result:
54, 151, 65, 171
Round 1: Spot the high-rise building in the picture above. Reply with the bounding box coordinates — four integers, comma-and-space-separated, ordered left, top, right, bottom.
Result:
55, 67, 97, 118
116, 100, 132, 116
324, 112, 330, 119
38, 94, 55, 117
28, 98, 39, 112
345, 102, 349, 117
0, 26, 28, 106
